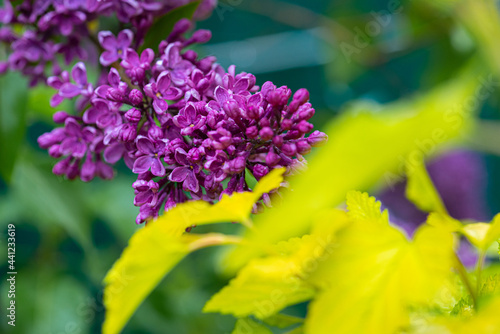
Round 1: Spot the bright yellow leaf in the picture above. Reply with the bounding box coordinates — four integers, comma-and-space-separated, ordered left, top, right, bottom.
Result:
346, 190, 389, 224
461, 214, 500, 250
406, 156, 447, 214
304, 193, 456, 334
203, 255, 315, 319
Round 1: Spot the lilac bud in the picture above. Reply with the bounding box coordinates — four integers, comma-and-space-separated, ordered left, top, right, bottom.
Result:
296, 140, 312, 155
223, 157, 246, 174
81, 157, 96, 182
272, 135, 284, 148
120, 124, 137, 142
281, 119, 293, 131
53, 111, 69, 123
259, 127, 274, 141
187, 29, 212, 45
48, 145, 62, 158
285, 130, 301, 140
296, 120, 313, 134
307, 130, 328, 147
232, 156, 246, 173
246, 126, 258, 139
183, 50, 198, 62
268, 86, 291, 106
148, 125, 163, 140
261, 81, 276, 98
38, 128, 64, 149
67, 160, 80, 180
129, 89, 143, 106
259, 118, 270, 128
198, 56, 216, 72
125, 108, 142, 122
246, 105, 260, 119
281, 143, 297, 157
53, 157, 71, 175
298, 107, 315, 121
265, 148, 281, 167
252, 164, 269, 179
293, 88, 309, 105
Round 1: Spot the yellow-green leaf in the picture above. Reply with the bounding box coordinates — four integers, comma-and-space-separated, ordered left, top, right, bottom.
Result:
461, 214, 500, 250
103, 228, 240, 334
427, 212, 463, 232
304, 194, 456, 334
346, 190, 389, 224
203, 256, 315, 319
406, 156, 447, 214
232, 318, 273, 334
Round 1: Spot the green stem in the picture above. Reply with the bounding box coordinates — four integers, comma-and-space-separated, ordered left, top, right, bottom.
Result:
454, 253, 477, 308
475, 251, 487, 297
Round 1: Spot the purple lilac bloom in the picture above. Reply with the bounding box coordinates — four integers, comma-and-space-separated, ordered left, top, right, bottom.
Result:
0, 0, 217, 84
37, 18, 327, 225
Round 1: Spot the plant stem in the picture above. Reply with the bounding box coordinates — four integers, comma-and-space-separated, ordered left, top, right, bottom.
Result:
475, 251, 486, 297
454, 253, 477, 308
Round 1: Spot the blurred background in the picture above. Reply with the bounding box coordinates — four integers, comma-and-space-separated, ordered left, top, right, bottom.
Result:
2, 0, 500, 333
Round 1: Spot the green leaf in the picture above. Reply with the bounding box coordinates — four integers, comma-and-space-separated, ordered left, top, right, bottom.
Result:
262, 314, 304, 329
103, 231, 239, 334
437, 297, 500, 333
461, 214, 500, 250
304, 193, 456, 334
222, 67, 480, 274
203, 256, 315, 319
406, 155, 447, 214
0, 71, 28, 182
346, 190, 389, 224
141, 1, 200, 52
232, 318, 272, 334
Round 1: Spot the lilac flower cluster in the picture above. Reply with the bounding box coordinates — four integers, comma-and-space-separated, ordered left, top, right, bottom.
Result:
37, 19, 328, 224
0, 0, 216, 85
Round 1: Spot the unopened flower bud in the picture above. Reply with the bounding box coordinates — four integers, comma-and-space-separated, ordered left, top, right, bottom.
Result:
252, 164, 269, 179
296, 120, 313, 134
129, 89, 143, 106
307, 130, 328, 147
120, 124, 137, 142
148, 125, 163, 140
296, 140, 311, 155
246, 126, 258, 139
259, 127, 274, 141
281, 143, 297, 157
125, 108, 142, 122
53, 111, 69, 123
281, 119, 293, 131
272, 135, 284, 148
265, 148, 281, 167
293, 88, 309, 105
